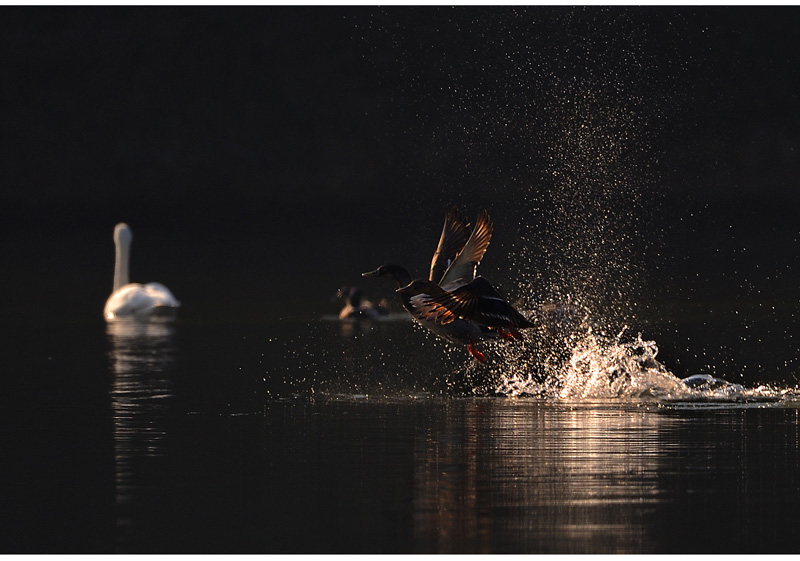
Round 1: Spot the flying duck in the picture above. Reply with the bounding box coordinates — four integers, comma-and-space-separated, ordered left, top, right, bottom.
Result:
363, 207, 534, 362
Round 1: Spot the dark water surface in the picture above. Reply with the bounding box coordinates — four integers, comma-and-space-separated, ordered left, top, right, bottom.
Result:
3, 318, 799, 554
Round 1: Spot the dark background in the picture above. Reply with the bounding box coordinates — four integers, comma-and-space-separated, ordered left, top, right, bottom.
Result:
2, 6, 800, 383
2, 8, 800, 553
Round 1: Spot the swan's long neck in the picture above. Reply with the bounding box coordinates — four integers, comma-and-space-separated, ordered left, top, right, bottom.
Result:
113, 224, 132, 292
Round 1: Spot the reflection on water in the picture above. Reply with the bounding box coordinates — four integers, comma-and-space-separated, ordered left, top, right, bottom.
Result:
320, 313, 412, 339
411, 400, 675, 553
11, 318, 797, 553
107, 318, 176, 553
206, 396, 798, 553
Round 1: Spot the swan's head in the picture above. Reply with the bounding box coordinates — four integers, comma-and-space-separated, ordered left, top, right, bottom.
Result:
114, 222, 133, 247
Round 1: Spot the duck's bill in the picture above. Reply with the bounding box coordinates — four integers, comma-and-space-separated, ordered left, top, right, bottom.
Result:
362, 269, 380, 277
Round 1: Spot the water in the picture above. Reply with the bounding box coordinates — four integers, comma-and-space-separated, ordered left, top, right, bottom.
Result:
3, 315, 799, 553
4, 5, 800, 555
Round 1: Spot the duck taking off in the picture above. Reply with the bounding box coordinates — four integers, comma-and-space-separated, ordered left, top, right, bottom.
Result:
363, 207, 535, 362
104, 222, 180, 320
397, 276, 536, 333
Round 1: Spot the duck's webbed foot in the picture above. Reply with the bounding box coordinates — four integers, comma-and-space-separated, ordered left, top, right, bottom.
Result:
497, 327, 523, 341
467, 343, 487, 363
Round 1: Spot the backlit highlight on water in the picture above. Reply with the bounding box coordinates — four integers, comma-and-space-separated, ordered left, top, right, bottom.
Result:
489, 319, 797, 404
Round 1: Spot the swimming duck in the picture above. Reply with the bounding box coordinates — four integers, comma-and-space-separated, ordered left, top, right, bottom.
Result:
334, 286, 389, 320
363, 207, 532, 362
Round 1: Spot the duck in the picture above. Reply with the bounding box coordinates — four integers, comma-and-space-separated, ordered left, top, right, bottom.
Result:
103, 222, 180, 320
363, 207, 534, 362
397, 276, 536, 336
334, 286, 390, 320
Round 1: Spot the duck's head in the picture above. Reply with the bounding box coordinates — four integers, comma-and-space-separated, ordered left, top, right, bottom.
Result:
362, 264, 411, 286
336, 286, 364, 306
334, 286, 363, 305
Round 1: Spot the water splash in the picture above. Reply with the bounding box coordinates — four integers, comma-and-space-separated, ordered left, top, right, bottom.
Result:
493, 322, 796, 404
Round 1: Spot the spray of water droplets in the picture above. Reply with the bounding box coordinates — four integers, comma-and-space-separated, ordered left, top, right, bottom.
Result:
345, 9, 800, 403
482, 322, 795, 403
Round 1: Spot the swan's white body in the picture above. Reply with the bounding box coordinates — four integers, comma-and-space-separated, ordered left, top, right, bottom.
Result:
104, 223, 180, 320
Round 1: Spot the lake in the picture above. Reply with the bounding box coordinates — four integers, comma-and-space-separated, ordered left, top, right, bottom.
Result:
3, 316, 799, 553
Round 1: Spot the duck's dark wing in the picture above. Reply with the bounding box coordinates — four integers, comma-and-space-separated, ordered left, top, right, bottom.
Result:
438, 210, 493, 290
416, 276, 535, 328
429, 207, 471, 285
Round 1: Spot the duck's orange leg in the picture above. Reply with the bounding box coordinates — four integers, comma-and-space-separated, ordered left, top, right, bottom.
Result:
467, 343, 486, 363
497, 327, 523, 341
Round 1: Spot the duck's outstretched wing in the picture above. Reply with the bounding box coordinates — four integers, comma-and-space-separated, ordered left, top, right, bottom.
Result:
429, 207, 471, 285
396, 279, 453, 324
414, 276, 535, 329
438, 210, 493, 290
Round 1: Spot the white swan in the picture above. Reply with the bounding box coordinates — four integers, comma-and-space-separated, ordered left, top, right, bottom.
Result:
104, 222, 180, 320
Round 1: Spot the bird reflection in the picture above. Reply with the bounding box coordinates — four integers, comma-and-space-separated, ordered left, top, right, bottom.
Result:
107, 318, 176, 552
412, 402, 680, 553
